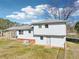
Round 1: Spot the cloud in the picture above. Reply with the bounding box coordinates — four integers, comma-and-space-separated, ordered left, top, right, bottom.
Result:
75, 0, 79, 3
6, 4, 49, 20
21, 4, 48, 15
74, 0, 79, 8
71, 10, 79, 16
21, 6, 35, 15
70, 0, 79, 17
7, 4, 79, 20
6, 12, 26, 19
71, 0, 79, 16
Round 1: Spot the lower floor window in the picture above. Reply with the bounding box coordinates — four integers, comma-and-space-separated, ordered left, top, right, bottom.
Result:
19, 30, 23, 35
28, 30, 31, 33
40, 36, 43, 40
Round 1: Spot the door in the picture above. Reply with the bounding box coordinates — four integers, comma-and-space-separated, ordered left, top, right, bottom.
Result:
45, 37, 51, 46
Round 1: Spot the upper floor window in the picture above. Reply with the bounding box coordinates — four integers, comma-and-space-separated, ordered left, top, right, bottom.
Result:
45, 24, 48, 28
19, 30, 23, 35
28, 30, 31, 33
39, 25, 42, 28
32, 27, 34, 29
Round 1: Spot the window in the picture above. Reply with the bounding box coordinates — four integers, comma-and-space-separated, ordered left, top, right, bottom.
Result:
32, 27, 34, 29
40, 36, 43, 40
19, 30, 23, 35
45, 24, 48, 28
39, 25, 42, 28
28, 30, 31, 33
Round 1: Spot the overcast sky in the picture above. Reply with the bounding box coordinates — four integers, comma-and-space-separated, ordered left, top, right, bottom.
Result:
0, 0, 78, 24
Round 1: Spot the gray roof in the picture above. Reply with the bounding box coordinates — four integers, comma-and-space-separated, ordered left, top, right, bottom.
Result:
32, 20, 66, 25
6, 25, 32, 31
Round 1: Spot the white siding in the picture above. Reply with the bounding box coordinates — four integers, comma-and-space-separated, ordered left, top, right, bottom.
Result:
35, 36, 65, 48
16, 30, 34, 39
33, 24, 66, 35
51, 37, 66, 48
35, 36, 47, 45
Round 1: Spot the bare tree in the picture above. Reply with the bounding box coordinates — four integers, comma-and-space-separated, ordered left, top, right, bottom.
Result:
47, 6, 76, 20
46, 0, 79, 20
47, 7, 58, 19
62, 7, 75, 20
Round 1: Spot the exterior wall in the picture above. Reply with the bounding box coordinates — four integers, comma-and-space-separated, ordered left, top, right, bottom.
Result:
16, 30, 34, 39
34, 36, 47, 45
4, 30, 16, 39
34, 36, 65, 48
16, 23, 66, 48
50, 37, 66, 48
33, 24, 66, 36
0, 31, 3, 37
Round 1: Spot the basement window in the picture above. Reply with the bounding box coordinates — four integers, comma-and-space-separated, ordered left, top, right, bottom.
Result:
19, 30, 23, 35
40, 36, 43, 40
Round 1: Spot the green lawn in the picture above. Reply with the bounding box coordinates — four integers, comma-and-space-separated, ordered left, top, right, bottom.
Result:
0, 39, 63, 59
67, 34, 79, 38
0, 39, 78, 59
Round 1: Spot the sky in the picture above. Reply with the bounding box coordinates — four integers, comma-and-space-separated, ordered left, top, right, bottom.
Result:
0, 0, 79, 24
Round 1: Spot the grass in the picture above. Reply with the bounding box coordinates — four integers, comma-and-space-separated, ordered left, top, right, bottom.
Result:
0, 39, 61, 59
67, 34, 79, 38
66, 42, 79, 59
0, 39, 79, 59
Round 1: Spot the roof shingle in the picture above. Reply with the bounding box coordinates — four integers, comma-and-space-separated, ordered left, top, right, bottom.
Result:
6, 25, 32, 31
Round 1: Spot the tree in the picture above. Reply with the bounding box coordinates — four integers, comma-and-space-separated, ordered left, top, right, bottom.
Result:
0, 18, 18, 30
74, 22, 79, 33
46, 6, 77, 20
46, 0, 79, 20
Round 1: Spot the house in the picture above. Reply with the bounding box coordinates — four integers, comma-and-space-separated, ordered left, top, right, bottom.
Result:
6, 25, 35, 43
6, 20, 66, 48
5, 27, 17, 39
15, 25, 35, 43
32, 20, 66, 48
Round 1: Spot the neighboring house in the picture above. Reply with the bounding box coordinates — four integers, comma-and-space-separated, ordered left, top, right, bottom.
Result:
5, 27, 17, 39
6, 25, 34, 41
6, 20, 66, 48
